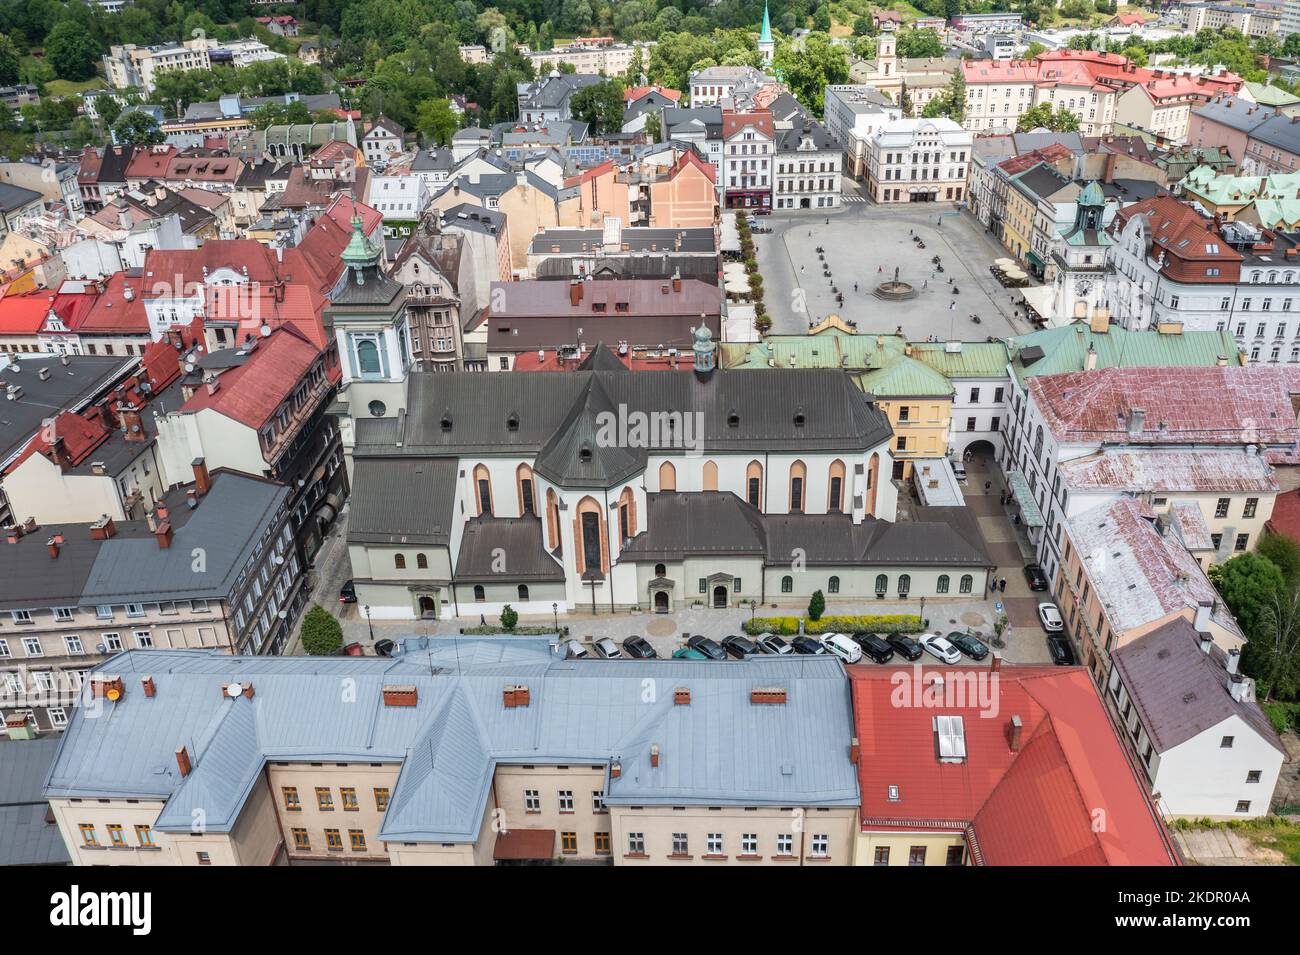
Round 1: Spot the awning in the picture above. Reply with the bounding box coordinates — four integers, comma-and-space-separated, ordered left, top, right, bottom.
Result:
1026, 249, 1045, 269
1020, 285, 1056, 322
493, 828, 556, 861
1005, 470, 1045, 528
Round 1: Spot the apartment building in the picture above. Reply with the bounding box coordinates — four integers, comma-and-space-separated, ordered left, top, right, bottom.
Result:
103, 43, 211, 94
1180, 2, 1280, 37
388, 228, 471, 371
822, 85, 902, 181
0, 467, 299, 733
721, 109, 774, 210
772, 108, 842, 211
528, 40, 650, 77
689, 66, 777, 109
864, 117, 971, 204
43, 638, 861, 866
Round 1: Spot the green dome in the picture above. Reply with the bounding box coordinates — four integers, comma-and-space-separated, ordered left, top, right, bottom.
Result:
341, 213, 379, 270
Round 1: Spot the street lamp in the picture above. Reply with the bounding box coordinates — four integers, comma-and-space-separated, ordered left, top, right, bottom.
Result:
363, 604, 374, 643
919, 596, 926, 629
552, 603, 558, 633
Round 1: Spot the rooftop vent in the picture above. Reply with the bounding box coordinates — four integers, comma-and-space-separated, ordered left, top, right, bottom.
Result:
750, 686, 787, 705
503, 684, 531, 708
383, 685, 418, 707
674, 687, 691, 705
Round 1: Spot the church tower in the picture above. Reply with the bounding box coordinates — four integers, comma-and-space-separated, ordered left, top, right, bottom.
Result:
878, 21, 897, 78
758, 1, 774, 65
693, 322, 716, 378
1051, 180, 1113, 327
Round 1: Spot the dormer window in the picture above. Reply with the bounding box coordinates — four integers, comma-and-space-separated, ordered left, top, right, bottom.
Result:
793, 409, 806, 427
440, 413, 453, 432
506, 412, 519, 431
579, 446, 593, 464
727, 410, 739, 428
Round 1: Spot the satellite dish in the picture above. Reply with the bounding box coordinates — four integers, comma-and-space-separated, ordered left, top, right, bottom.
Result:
225, 683, 242, 698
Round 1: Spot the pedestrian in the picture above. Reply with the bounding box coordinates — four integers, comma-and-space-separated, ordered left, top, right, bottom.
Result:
854, 282, 858, 292
949, 301, 956, 311
1000, 578, 1007, 593
480, 613, 486, 625
923, 279, 928, 289
878, 264, 884, 273
984, 481, 991, 494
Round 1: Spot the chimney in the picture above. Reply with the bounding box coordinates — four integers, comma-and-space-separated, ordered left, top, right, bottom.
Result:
4, 526, 19, 544
242, 682, 254, 699
1229, 674, 1252, 702
192, 457, 211, 497
23, 517, 37, 535
1226, 648, 1241, 675
1217, 354, 1228, 367
610, 761, 621, 779
154, 520, 173, 549
990, 650, 1002, 673
1126, 407, 1146, 437
750, 687, 788, 704
674, 687, 691, 705
503, 683, 531, 707
1198, 632, 1213, 654
1084, 344, 1097, 371
382, 685, 418, 707
672, 269, 682, 293
569, 279, 583, 306
650, 743, 660, 768
849, 736, 860, 764
1194, 600, 1212, 632
90, 515, 116, 540
46, 537, 59, 558
175, 745, 191, 778
142, 676, 156, 698
120, 407, 146, 442
1007, 714, 1023, 752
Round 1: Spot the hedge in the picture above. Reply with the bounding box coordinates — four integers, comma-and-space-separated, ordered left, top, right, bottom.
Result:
742, 614, 923, 636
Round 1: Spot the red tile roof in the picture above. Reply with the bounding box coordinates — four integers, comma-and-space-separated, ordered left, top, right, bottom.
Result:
624, 85, 682, 104
125, 145, 177, 181
1267, 486, 1300, 542
849, 666, 1178, 866
0, 291, 52, 335
722, 109, 773, 140
181, 323, 321, 429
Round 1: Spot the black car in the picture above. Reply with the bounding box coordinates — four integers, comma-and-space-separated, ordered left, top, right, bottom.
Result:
855, 633, 896, 664
887, 633, 924, 661
946, 631, 989, 661
1023, 564, 1049, 591
721, 634, 758, 659
1047, 635, 1076, 666
621, 635, 658, 659
686, 635, 727, 661
790, 635, 826, 655
339, 579, 357, 603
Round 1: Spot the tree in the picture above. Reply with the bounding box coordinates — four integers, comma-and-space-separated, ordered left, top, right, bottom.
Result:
1016, 103, 1081, 132
1259, 533, 1300, 591
500, 604, 518, 631
773, 32, 848, 115
1024, 41, 1048, 60
45, 21, 100, 81
569, 79, 625, 134
643, 107, 661, 143
1247, 585, 1300, 701
1059, 0, 1092, 19
808, 590, 825, 622
300, 604, 344, 655
416, 98, 459, 145
895, 28, 945, 60
1210, 551, 1286, 642
0, 33, 19, 87
898, 80, 912, 116
943, 67, 966, 123
113, 110, 165, 145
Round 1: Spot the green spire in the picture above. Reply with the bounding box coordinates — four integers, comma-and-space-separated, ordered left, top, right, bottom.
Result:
341, 212, 379, 271
760, 1, 772, 44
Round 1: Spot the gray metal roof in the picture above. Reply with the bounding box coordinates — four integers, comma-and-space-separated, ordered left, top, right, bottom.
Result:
347, 458, 457, 547
454, 516, 564, 581
0, 355, 130, 465
528, 227, 716, 255
0, 181, 43, 213
45, 639, 860, 842
0, 738, 70, 865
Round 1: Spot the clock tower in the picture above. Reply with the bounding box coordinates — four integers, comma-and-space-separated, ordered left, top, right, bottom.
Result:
1051, 180, 1113, 328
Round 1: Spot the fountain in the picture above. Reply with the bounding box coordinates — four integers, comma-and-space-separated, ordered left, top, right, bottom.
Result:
874, 266, 916, 301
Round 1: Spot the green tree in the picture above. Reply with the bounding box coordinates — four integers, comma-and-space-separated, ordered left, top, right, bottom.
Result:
1210, 551, 1286, 642
643, 107, 661, 143
569, 78, 625, 134
808, 589, 825, 622
1016, 102, 1081, 132
1259, 533, 1300, 591
45, 21, 100, 81
113, 110, 165, 145
500, 604, 518, 631
300, 604, 344, 655
416, 97, 459, 145
1024, 41, 1048, 60
898, 80, 912, 116
0, 33, 19, 87
944, 67, 966, 123
773, 32, 847, 115
1059, 0, 1092, 19
895, 28, 944, 59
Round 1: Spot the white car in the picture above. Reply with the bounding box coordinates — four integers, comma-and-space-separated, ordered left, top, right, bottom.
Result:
1038, 603, 1064, 633
820, 633, 862, 664
919, 633, 962, 665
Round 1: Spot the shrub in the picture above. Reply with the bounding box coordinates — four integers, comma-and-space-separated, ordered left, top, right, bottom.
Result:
808, 590, 825, 621
300, 604, 343, 655
742, 613, 924, 636
500, 604, 518, 631
1262, 700, 1300, 734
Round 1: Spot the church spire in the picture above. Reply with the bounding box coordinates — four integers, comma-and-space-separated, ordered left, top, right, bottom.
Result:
759, 1, 774, 64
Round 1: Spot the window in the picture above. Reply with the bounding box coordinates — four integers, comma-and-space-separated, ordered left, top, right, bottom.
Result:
741, 833, 758, 856
374, 787, 390, 811
134, 631, 152, 649
292, 828, 310, 851
592, 791, 605, 813
960, 575, 973, 594
773, 833, 793, 856
518, 584, 529, 601
1215, 498, 1230, 518
0, 639, 8, 658
1244, 498, 1259, 518
103, 633, 122, 652
394, 553, 406, 570
811, 834, 829, 858
416, 553, 428, 570
1235, 534, 1249, 552
325, 829, 343, 850
283, 787, 301, 811
107, 824, 126, 847
627, 832, 645, 855
1221, 736, 1235, 749
874, 846, 890, 866
594, 831, 611, 854
946, 845, 964, 866
558, 790, 574, 812
875, 574, 888, 595
707, 833, 723, 855
49, 707, 67, 727
341, 787, 358, 811
898, 574, 911, 596
1247, 770, 1262, 784
524, 789, 540, 812
908, 845, 927, 866
316, 787, 334, 811
781, 575, 793, 593
55, 607, 74, 621
22, 637, 42, 657
196, 851, 211, 865
1235, 801, 1251, 813
135, 824, 155, 847
671, 832, 689, 856
10, 609, 31, 624
126, 603, 144, 618
79, 824, 98, 847
349, 829, 367, 851
937, 574, 949, 594
828, 575, 840, 594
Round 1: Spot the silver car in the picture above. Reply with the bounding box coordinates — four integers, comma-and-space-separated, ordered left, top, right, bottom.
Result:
593, 637, 623, 659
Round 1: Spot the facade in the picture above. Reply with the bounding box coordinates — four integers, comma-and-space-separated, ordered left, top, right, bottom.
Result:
822, 85, 902, 181
528, 40, 650, 77
773, 113, 842, 211
721, 109, 774, 210
362, 116, 405, 166
865, 117, 971, 204
388, 227, 471, 371
1180, 2, 1280, 37
103, 42, 212, 94
689, 66, 776, 109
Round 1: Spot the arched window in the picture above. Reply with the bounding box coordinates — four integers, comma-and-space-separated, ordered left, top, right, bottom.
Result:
416, 553, 428, 569
394, 553, 406, 569
355, 338, 381, 375
960, 575, 973, 594
654, 563, 666, 578
898, 574, 911, 595
781, 575, 793, 593
658, 461, 676, 491
518, 584, 529, 601
473, 464, 493, 516
828, 459, 846, 512
618, 486, 637, 541
875, 574, 888, 595
1033, 425, 1043, 457
828, 575, 840, 593
746, 460, 763, 508
936, 574, 950, 594
702, 459, 718, 491
473, 585, 485, 601
789, 460, 806, 512
574, 497, 607, 576
546, 488, 561, 553
516, 464, 536, 516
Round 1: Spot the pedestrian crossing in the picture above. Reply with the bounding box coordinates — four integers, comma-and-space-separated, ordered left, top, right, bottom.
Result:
841, 194, 867, 203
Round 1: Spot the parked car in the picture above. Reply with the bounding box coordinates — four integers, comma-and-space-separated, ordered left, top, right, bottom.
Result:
946, 631, 989, 661
951, 460, 967, 483
887, 633, 924, 661
919, 633, 962, 665
621, 635, 658, 659
374, 638, 395, 658
1047, 635, 1076, 666
820, 633, 863, 664
686, 635, 727, 661
1023, 564, 1049, 591
672, 646, 708, 660
561, 639, 589, 660
721, 634, 758, 659
757, 634, 794, 655
593, 637, 622, 659
339, 579, 357, 603
856, 633, 896, 664
1038, 603, 1064, 633
791, 635, 826, 655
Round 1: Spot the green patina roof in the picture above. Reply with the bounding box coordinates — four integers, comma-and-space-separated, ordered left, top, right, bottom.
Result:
855, 358, 954, 399
1181, 166, 1300, 207
1008, 322, 1243, 387
341, 213, 380, 269
1244, 81, 1300, 108
760, 0, 772, 43
906, 340, 1010, 379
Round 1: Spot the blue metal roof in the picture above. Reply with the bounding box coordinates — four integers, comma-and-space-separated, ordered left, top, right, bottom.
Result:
45, 638, 860, 843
